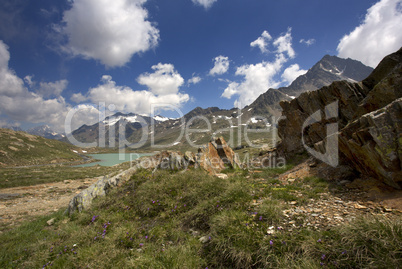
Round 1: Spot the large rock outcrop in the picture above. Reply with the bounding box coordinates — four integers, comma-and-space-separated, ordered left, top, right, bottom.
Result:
197, 136, 241, 174
339, 98, 402, 189
277, 47, 402, 189
66, 165, 139, 215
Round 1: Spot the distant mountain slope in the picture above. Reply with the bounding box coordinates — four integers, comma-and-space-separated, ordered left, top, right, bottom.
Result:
67, 113, 173, 146
279, 55, 373, 97
245, 55, 373, 119
68, 55, 373, 150
27, 125, 65, 140
0, 128, 82, 167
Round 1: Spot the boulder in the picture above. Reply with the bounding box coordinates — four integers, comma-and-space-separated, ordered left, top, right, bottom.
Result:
156, 151, 197, 170
339, 98, 402, 189
197, 136, 240, 174
66, 165, 138, 215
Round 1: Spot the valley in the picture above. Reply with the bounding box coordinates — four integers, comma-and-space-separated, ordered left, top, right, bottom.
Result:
0, 48, 401, 268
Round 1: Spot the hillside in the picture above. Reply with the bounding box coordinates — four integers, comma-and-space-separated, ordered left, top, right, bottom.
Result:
0, 128, 82, 167
1, 168, 400, 268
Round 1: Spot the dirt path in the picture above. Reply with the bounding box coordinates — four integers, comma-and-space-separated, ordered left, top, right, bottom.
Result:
0, 177, 100, 230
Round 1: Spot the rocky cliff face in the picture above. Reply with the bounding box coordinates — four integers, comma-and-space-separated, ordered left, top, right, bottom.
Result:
277, 47, 402, 189
339, 98, 402, 189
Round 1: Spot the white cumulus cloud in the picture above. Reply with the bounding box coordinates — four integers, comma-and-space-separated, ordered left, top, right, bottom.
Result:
137, 63, 185, 95
337, 0, 402, 67
222, 29, 297, 108
188, 76, 202, 85
250, 30, 272, 53
281, 64, 307, 86
222, 54, 286, 107
0, 40, 69, 132
37, 80, 68, 98
273, 27, 295, 59
70, 92, 88, 103
191, 0, 218, 9
87, 64, 189, 115
59, 0, 159, 68
209, 55, 230, 76
299, 38, 316, 46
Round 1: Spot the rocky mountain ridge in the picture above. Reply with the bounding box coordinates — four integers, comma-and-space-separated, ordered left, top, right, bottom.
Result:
67, 55, 373, 150
244, 54, 373, 119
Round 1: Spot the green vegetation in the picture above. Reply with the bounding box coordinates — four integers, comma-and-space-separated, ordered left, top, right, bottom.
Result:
1, 168, 400, 268
0, 128, 81, 167
0, 162, 132, 189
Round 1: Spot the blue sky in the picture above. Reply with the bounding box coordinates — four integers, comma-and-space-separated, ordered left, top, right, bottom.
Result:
0, 0, 401, 132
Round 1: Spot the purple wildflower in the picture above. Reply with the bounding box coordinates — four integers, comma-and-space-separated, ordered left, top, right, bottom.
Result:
269, 240, 273, 246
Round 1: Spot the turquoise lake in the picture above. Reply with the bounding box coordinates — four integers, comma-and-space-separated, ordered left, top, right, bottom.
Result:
75, 153, 150, 167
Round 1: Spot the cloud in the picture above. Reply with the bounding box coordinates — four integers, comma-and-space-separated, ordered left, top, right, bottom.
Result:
273, 27, 295, 59
58, 0, 159, 68
137, 63, 185, 95
250, 30, 272, 53
70, 92, 88, 103
0, 40, 92, 132
66, 103, 103, 131
222, 54, 287, 107
337, 0, 402, 67
37, 80, 68, 98
87, 64, 189, 115
191, 0, 218, 9
222, 29, 297, 108
24, 75, 67, 98
0, 42, 190, 132
209, 55, 230, 76
188, 76, 202, 85
281, 64, 307, 85
299, 38, 316, 46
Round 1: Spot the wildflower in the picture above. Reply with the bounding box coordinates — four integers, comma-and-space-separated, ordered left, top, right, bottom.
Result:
341, 250, 347, 255
91, 215, 98, 223
145, 236, 148, 239
269, 240, 273, 246
321, 254, 326, 260
317, 239, 322, 243
320, 262, 324, 266
259, 216, 263, 221
139, 243, 144, 247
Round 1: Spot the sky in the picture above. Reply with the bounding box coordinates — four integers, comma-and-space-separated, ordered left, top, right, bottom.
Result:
0, 0, 401, 132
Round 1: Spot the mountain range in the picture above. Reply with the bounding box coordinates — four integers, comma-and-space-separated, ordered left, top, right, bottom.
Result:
47, 54, 373, 149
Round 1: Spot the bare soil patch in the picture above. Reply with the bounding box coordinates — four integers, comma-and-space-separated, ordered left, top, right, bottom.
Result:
0, 177, 100, 231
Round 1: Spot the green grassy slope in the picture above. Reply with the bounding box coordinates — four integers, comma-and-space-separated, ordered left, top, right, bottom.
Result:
1, 168, 400, 268
0, 128, 82, 167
